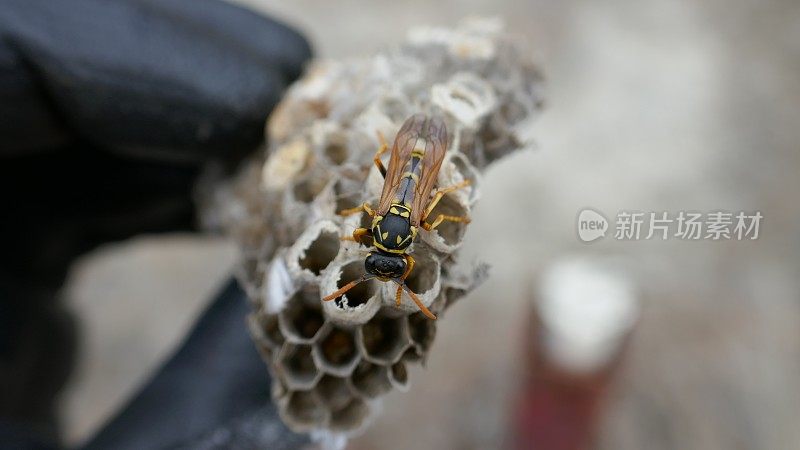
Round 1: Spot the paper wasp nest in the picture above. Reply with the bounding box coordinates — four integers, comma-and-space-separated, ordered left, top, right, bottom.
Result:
202, 18, 541, 441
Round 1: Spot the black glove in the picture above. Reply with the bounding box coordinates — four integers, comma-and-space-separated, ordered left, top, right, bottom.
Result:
82, 280, 310, 450
0, 0, 310, 447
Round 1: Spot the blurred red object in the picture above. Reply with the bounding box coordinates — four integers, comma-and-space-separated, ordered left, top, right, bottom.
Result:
512, 258, 638, 450
513, 310, 627, 450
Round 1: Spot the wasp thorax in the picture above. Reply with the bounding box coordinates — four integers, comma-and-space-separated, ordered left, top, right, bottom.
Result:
365, 252, 406, 279
372, 211, 414, 252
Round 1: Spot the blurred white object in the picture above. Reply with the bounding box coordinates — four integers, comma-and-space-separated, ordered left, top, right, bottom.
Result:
537, 256, 639, 373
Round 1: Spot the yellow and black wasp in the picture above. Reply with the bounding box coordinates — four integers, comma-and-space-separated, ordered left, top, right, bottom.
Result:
323, 113, 471, 319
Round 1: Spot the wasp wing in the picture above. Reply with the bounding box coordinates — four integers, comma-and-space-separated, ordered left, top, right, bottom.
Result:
409, 115, 448, 226
376, 114, 428, 215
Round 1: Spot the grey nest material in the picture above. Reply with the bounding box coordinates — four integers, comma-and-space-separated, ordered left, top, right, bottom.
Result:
203, 18, 542, 439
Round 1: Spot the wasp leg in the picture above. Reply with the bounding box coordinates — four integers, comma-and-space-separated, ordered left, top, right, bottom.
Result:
354, 227, 372, 244
401, 254, 416, 281
404, 286, 436, 320
340, 227, 373, 246
395, 254, 416, 306
373, 131, 389, 178
423, 214, 471, 232
420, 179, 471, 225
338, 202, 376, 217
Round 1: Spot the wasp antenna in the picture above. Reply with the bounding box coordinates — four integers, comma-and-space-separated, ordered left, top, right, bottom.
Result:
396, 281, 437, 320
323, 275, 375, 302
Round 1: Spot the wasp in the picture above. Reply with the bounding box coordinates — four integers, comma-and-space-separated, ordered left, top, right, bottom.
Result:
322, 113, 471, 320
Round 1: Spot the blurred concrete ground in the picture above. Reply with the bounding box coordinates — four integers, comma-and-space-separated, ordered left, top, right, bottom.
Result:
63, 0, 800, 448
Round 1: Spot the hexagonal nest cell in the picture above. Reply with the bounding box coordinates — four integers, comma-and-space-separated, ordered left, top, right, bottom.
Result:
298, 230, 340, 276
329, 398, 370, 432
292, 175, 329, 204
278, 344, 321, 390
314, 375, 353, 411
350, 361, 392, 399
324, 133, 350, 166
279, 296, 326, 344
403, 252, 439, 297
359, 316, 409, 365
250, 312, 284, 349
408, 311, 437, 354
332, 261, 377, 309
389, 361, 410, 391
207, 18, 542, 440
283, 391, 327, 431
316, 327, 359, 376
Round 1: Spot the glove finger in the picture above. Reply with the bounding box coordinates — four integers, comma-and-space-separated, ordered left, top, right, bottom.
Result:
1, 0, 312, 161
135, 0, 310, 82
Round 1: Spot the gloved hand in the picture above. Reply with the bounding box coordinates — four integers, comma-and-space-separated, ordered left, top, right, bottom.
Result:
0, 0, 311, 448
82, 280, 310, 450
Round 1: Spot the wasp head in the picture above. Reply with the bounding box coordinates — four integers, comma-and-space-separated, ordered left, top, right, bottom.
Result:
365, 252, 406, 281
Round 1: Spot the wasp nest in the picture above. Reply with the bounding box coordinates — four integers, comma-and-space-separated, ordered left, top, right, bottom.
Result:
204, 18, 542, 440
